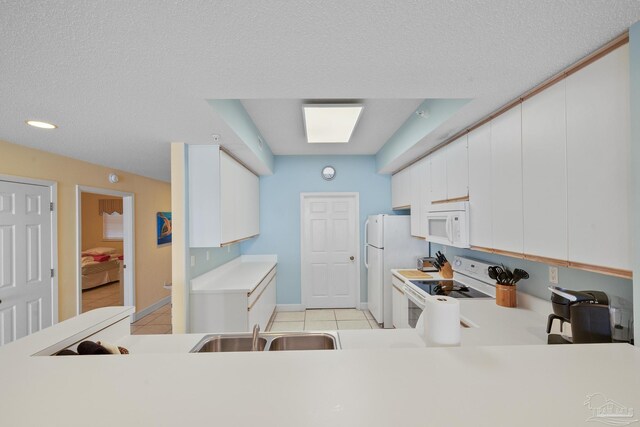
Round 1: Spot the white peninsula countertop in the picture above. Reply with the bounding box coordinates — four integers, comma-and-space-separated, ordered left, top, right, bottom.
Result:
1, 308, 639, 426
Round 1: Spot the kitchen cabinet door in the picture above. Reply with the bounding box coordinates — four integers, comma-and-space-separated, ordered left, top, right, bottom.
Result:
410, 159, 428, 238
566, 45, 630, 271
490, 105, 524, 255
468, 123, 492, 249
392, 167, 411, 209
522, 79, 568, 261
189, 145, 260, 247
446, 135, 469, 200
220, 151, 239, 244
420, 158, 432, 238
430, 150, 447, 202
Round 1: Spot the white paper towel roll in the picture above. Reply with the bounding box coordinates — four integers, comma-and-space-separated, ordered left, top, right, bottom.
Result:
423, 296, 461, 347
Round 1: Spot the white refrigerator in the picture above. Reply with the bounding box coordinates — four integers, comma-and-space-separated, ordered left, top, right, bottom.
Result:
365, 214, 429, 328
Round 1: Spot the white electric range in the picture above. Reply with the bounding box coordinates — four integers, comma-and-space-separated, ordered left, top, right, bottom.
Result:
403, 256, 496, 328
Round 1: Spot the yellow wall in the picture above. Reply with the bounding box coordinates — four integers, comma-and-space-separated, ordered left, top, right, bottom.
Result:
81, 193, 124, 254
0, 139, 171, 321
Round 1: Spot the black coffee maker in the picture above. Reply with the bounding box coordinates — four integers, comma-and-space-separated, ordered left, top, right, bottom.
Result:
547, 286, 633, 345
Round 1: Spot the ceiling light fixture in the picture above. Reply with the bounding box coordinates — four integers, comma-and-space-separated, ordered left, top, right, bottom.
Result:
25, 120, 57, 129
302, 104, 363, 143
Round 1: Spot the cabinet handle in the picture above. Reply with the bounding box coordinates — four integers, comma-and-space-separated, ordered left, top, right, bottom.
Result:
350, 256, 355, 261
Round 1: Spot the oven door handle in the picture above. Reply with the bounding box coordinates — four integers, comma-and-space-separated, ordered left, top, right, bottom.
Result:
403, 283, 425, 309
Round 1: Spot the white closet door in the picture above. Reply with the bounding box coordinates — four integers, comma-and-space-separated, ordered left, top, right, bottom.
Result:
490, 105, 523, 254
522, 79, 568, 261
566, 45, 630, 270
468, 123, 492, 249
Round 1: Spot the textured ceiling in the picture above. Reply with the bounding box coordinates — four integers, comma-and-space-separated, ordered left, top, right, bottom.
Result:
1, 1, 639, 181
242, 99, 423, 155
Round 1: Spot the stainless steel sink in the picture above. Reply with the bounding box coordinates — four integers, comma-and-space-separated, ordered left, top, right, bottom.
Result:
190, 332, 338, 353
191, 335, 267, 352
267, 334, 336, 351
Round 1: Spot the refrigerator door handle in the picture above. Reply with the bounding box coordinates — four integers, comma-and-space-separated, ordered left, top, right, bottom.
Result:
364, 219, 369, 245
364, 245, 369, 269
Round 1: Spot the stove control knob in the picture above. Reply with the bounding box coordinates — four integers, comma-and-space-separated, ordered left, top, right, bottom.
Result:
455, 259, 462, 267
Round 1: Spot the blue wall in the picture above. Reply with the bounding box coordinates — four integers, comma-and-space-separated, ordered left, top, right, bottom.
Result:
430, 244, 633, 303
241, 155, 394, 305
189, 245, 240, 278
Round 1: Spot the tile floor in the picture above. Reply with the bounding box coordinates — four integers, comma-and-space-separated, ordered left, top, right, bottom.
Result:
81, 281, 123, 313
267, 309, 381, 332
126, 307, 379, 336
130, 303, 172, 335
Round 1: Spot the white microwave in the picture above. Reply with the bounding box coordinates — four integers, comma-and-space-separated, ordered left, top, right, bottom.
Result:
425, 201, 470, 248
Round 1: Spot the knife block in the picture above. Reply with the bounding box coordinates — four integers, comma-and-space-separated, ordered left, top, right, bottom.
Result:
440, 262, 454, 279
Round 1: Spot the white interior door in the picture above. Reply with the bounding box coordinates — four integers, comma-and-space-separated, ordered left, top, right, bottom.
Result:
301, 194, 359, 308
0, 180, 53, 345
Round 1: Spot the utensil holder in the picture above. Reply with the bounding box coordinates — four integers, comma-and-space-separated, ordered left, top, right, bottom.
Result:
496, 284, 517, 308
440, 262, 454, 279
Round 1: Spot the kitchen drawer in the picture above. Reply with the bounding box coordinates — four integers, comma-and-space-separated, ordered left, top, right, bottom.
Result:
248, 267, 277, 308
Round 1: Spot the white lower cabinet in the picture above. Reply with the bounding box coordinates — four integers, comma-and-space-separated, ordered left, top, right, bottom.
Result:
392, 276, 408, 329
190, 267, 277, 333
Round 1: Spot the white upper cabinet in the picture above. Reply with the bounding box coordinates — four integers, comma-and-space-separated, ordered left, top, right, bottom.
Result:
446, 135, 469, 200
410, 158, 429, 238
430, 150, 447, 202
566, 45, 630, 271
189, 145, 260, 247
522, 79, 568, 261
391, 167, 412, 209
490, 105, 524, 254
468, 123, 492, 249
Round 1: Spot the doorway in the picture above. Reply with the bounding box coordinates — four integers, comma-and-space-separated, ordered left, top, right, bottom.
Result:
0, 175, 58, 346
76, 186, 134, 316
300, 193, 359, 309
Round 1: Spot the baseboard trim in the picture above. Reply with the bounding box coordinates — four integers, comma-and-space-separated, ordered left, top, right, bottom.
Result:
276, 304, 305, 312
132, 296, 171, 323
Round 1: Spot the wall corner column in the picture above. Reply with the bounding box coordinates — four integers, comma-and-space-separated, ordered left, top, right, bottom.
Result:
629, 22, 640, 346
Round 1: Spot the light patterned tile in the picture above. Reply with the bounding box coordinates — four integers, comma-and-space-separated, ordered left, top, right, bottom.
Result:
268, 321, 304, 332
304, 320, 337, 331
305, 310, 335, 321
334, 309, 366, 320
274, 311, 305, 322
133, 313, 160, 326
151, 313, 172, 325
132, 324, 171, 335
337, 320, 372, 330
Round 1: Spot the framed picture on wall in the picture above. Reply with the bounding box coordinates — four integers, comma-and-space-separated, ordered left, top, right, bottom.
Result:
157, 212, 172, 246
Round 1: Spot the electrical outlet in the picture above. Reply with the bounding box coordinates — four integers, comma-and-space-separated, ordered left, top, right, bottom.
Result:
227, 245, 231, 253
549, 266, 558, 284
206, 250, 210, 261
190, 255, 196, 267
441, 246, 447, 254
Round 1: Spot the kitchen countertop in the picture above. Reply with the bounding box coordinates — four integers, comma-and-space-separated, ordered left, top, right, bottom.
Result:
1, 308, 639, 426
190, 254, 277, 293
392, 268, 549, 346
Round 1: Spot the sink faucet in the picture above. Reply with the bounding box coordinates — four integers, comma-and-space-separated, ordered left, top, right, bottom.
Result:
251, 324, 260, 351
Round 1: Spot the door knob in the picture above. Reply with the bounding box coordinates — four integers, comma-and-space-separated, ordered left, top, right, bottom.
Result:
350, 256, 355, 261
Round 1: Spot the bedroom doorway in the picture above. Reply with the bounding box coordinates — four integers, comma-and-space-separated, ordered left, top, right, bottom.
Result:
76, 186, 135, 317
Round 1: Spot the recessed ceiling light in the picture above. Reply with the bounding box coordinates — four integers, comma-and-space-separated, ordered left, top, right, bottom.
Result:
25, 120, 57, 129
302, 104, 363, 143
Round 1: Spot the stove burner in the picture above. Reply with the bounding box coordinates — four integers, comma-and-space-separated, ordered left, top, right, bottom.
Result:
409, 280, 491, 299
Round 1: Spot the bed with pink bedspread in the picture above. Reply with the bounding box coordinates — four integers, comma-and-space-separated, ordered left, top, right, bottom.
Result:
81, 247, 123, 290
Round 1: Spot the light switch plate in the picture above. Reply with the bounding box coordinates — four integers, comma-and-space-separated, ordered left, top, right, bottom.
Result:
206, 250, 210, 261
191, 255, 196, 267
549, 266, 558, 284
